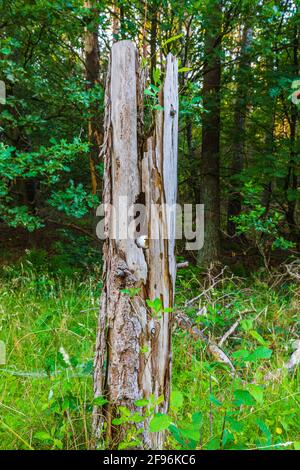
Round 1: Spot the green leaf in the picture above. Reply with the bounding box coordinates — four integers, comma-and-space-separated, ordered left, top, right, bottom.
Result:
240, 319, 253, 331
152, 68, 161, 85
249, 385, 264, 404
0, 47, 11, 55
232, 349, 249, 360
209, 394, 222, 406
294, 441, 300, 450
178, 67, 192, 73
53, 439, 63, 449
226, 417, 244, 433
121, 287, 141, 297
233, 389, 256, 406
256, 419, 271, 442
249, 330, 267, 346
156, 394, 165, 405
162, 33, 184, 47
222, 429, 234, 447
93, 396, 108, 406
149, 413, 172, 432
170, 412, 202, 448
140, 344, 149, 354
34, 431, 52, 442
292, 80, 300, 89
162, 307, 173, 313
207, 438, 220, 450
144, 88, 156, 96
246, 347, 273, 362
146, 297, 163, 314
134, 399, 149, 407
192, 412, 203, 427
180, 426, 200, 443
169, 425, 189, 448
112, 418, 124, 425
131, 412, 144, 423
119, 406, 131, 418
170, 390, 184, 409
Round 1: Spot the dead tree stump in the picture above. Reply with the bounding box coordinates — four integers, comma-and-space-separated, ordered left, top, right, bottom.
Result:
93, 40, 178, 449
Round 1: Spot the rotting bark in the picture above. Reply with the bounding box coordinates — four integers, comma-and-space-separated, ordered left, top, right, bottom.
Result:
93, 40, 178, 450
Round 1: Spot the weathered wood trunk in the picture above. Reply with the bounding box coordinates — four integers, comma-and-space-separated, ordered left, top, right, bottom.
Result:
93, 40, 178, 449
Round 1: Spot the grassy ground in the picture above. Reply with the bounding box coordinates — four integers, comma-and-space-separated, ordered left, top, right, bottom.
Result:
0, 250, 299, 449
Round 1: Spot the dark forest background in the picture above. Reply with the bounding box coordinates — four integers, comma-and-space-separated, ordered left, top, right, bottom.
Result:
0, 0, 299, 271
0, 0, 300, 451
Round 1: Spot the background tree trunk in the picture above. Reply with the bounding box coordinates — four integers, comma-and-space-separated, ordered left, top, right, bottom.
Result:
84, 0, 102, 195
149, 2, 158, 84
93, 40, 178, 450
198, 0, 222, 267
227, 26, 253, 237
285, 24, 299, 242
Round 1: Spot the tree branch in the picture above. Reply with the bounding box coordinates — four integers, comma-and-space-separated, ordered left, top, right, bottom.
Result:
174, 310, 236, 374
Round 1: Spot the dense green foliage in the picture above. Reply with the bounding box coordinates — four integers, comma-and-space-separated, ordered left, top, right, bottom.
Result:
1, 0, 299, 254
0, 0, 299, 451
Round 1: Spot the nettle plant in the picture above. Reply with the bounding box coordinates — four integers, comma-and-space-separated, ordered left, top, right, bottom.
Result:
232, 181, 295, 268
109, 289, 274, 450
146, 297, 173, 319
143, 67, 164, 118
98, 352, 283, 451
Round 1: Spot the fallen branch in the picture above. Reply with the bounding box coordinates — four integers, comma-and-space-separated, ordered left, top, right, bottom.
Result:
218, 319, 241, 347
285, 340, 300, 370
249, 441, 294, 450
184, 266, 233, 308
265, 340, 300, 381
175, 310, 236, 374
47, 218, 99, 241
285, 262, 300, 283
176, 261, 189, 269
0, 367, 90, 378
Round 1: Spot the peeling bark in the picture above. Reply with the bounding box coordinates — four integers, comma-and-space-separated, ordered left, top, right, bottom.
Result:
93, 41, 178, 450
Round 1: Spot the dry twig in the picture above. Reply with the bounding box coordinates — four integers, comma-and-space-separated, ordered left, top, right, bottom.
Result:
265, 340, 300, 381
176, 261, 189, 269
218, 319, 241, 347
175, 310, 236, 374
285, 262, 300, 283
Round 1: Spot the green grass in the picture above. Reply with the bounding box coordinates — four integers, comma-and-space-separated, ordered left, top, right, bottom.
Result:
0, 256, 100, 449
170, 267, 300, 449
0, 251, 299, 449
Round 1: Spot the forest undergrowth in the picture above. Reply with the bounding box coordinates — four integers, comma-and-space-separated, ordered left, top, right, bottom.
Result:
0, 249, 299, 450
